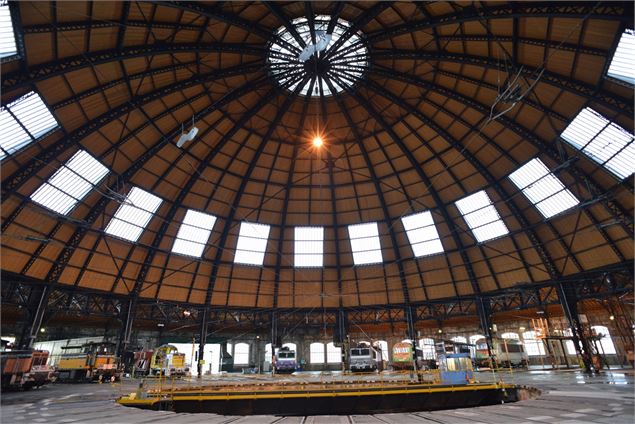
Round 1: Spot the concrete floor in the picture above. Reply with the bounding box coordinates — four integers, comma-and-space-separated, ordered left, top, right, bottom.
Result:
1, 369, 633, 423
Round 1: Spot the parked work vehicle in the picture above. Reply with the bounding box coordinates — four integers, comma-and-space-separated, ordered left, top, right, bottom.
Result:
349, 343, 383, 372
474, 337, 529, 368
273, 346, 297, 373
1, 350, 53, 390
56, 342, 119, 382
149, 344, 188, 376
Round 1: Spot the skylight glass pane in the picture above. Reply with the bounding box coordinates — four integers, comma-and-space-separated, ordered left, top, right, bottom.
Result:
104, 187, 162, 242
607, 28, 635, 84
234, 222, 270, 265
348, 222, 383, 265
560, 107, 634, 180
455, 191, 509, 243
294, 226, 324, 267
30, 150, 109, 215
509, 158, 580, 219
172, 209, 217, 258
401, 211, 444, 257
0, 1, 17, 58
0, 91, 59, 160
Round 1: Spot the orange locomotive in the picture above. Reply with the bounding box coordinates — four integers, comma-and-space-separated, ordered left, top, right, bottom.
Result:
1, 350, 53, 390
56, 342, 119, 382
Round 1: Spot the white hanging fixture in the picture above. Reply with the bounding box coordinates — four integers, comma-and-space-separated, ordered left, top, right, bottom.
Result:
298, 30, 332, 62
176, 126, 199, 148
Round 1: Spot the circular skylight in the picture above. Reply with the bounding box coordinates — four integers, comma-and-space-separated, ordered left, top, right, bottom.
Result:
267, 15, 369, 97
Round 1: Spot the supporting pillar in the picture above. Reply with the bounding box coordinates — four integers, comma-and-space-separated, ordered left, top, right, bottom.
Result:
405, 306, 417, 342
270, 311, 278, 375
197, 307, 209, 378
476, 297, 494, 358
557, 282, 594, 373
334, 309, 348, 370
116, 298, 135, 358
17, 285, 50, 349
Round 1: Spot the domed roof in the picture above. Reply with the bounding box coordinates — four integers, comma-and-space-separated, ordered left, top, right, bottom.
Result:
1, 1, 633, 311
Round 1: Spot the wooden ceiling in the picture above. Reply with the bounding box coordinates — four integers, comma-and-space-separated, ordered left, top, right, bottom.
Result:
1, 1, 633, 310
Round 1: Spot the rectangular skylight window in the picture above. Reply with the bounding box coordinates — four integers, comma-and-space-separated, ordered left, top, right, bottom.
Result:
607, 28, 635, 85
0, 1, 17, 59
30, 150, 109, 215
348, 222, 383, 265
509, 158, 580, 219
0, 91, 59, 160
560, 107, 634, 180
455, 190, 509, 243
104, 187, 162, 242
294, 226, 324, 267
401, 211, 444, 257
172, 209, 217, 258
234, 222, 271, 265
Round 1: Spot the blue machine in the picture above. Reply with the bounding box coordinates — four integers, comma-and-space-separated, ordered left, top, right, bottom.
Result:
438, 353, 474, 385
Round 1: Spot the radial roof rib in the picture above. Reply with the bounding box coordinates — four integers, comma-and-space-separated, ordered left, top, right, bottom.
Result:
1, 1, 632, 311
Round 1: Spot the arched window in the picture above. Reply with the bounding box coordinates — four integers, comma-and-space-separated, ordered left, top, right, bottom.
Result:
451, 336, 467, 344
234, 343, 250, 364
267, 342, 299, 361
310, 342, 325, 363
501, 332, 519, 340
326, 342, 342, 363
591, 325, 617, 354
419, 338, 436, 359
374, 340, 388, 361
469, 335, 485, 345
522, 331, 545, 356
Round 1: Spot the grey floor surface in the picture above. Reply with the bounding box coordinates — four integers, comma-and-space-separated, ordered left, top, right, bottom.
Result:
1, 369, 633, 423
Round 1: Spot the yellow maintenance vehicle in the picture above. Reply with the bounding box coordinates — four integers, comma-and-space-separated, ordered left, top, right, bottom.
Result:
149, 344, 188, 377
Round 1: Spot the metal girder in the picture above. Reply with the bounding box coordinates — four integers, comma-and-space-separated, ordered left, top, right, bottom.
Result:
371, 49, 633, 117
332, 73, 482, 299
366, 3, 632, 43
2, 60, 262, 195
22, 20, 202, 34
157, 1, 271, 39
358, 76, 561, 280
323, 76, 410, 305
435, 34, 608, 57
1, 42, 265, 93
3, 264, 631, 331
265, 3, 305, 49
368, 65, 633, 237
323, 1, 391, 60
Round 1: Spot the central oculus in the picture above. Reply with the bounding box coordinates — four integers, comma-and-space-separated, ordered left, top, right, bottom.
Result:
267, 15, 369, 97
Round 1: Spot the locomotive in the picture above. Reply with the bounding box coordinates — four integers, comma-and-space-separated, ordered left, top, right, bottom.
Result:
1, 349, 53, 390
56, 341, 119, 382
349, 342, 383, 372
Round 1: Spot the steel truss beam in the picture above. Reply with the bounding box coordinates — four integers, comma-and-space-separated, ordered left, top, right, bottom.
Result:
3, 264, 631, 331
1, 43, 265, 93
366, 3, 632, 42
371, 50, 633, 117
2, 60, 262, 195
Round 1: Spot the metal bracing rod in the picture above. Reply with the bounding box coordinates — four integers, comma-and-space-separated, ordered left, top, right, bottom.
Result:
2, 60, 264, 195
556, 282, 595, 374
152, 1, 270, 39
366, 2, 632, 43
358, 77, 562, 279
22, 19, 202, 34
265, 2, 306, 49
368, 66, 633, 237
322, 76, 411, 306
3, 266, 631, 328
17, 76, 271, 303
323, 2, 392, 61
198, 77, 310, 350
331, 74, 481, 299
370, 49, 633, 117
1, 43, 265, 92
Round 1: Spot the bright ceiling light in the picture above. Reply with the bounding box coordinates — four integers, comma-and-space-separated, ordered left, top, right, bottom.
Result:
312, 136, 323, 148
